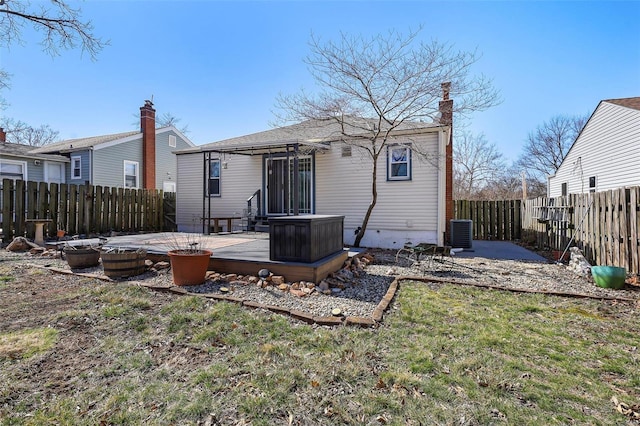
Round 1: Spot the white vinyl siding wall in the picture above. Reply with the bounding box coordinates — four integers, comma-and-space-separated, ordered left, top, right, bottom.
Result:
175, 130, 443, 248
315, 134, 440, 248
548, 102, 640, 197
176, 153, 263, 232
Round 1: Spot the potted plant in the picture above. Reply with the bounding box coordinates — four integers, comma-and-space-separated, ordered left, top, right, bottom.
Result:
167, 236, 212, 286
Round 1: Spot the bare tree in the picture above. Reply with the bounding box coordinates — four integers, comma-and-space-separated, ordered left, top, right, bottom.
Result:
453, 131, 505, 199
0, 0, 106, 60
277, 28, 499, 246
156, 112, 190, 134
131, 111, 190, 134
517, 114, 588, 180
0, 117, 59, 146
476, 166, 546, 200
0, 0, 106, 140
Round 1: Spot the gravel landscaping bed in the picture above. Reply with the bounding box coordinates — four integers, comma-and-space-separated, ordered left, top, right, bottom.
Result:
2, 246, 638, 322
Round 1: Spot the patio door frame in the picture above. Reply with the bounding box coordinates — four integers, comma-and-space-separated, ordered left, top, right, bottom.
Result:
264, 152, 314, 216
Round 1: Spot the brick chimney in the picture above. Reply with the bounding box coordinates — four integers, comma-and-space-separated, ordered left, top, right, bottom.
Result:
140, 100, 156, 189
439, 82, 454, 244
0, 127, 6, 143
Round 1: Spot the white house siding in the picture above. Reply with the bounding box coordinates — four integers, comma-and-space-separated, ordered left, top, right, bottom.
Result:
316, 133, 441, 248
176, 131, 443, 249
92, 139, 143, 189
176, 152, 263, 232
548, 102, 640, 197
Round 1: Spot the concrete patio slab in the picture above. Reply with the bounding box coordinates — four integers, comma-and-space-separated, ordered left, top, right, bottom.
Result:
454, 240, 547, 262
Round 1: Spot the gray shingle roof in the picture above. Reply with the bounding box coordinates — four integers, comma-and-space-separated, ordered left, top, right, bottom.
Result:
180, 117, 442, 154
0, 142, 69, 162
31, 130, 140, 153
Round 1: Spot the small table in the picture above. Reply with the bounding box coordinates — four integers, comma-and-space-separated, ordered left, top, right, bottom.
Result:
25, 219, 53, 246
201, 217, 241, 234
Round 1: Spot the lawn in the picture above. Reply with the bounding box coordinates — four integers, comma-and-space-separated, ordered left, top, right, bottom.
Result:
1, 266, 639, 425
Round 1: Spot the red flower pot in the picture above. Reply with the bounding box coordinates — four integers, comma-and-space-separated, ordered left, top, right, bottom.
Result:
167, 249, 212, 286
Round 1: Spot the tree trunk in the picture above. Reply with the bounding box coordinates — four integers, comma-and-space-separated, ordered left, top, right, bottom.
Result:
353, 157, 378, 247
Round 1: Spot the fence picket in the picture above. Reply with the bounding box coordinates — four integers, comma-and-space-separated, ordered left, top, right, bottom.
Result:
455, 187, 640, 274
1, 180, 169, 243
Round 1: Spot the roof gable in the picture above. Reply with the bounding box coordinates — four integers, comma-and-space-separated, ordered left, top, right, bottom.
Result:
32, 125, 196, 154
550, 96, 639, 178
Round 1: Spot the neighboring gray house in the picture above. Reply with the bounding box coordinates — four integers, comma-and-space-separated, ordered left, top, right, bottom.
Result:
548, 97, 640, 197
32, 101, 195, 192
0, 129, 69, 183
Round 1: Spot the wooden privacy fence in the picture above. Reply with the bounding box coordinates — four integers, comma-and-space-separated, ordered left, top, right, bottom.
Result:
1, 179, 167, 243
522, 187, 640, 274
454, 199, 522, 241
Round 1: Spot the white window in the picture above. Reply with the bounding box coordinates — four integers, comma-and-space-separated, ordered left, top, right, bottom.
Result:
163, 181, 176, 193
0, 159, 27, 181
71, 156, 82, 180
124, 160, 139, 188
388, 145, 411, 181
208, 159, 221, 196
44, 162, 65, 184
169, 135, 177, 148
589, 176, 597, 193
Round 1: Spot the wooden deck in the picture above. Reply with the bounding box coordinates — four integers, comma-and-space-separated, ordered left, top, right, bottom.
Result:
52, 232, 349, 283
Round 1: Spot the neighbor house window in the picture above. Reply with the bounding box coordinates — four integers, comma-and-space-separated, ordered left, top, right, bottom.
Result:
341, 144, 352, 157
589, 176, 596, 193
124, 160, 139, 188
0, 160, 27, 181
388, 145, 411, 180
561, 182, 567, 196
169, 135, 177, 148
71, 156, 82, 180
208, 159, 221, 196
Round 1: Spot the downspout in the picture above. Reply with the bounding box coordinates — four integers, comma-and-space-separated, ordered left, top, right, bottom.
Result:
437, 129, 447, 247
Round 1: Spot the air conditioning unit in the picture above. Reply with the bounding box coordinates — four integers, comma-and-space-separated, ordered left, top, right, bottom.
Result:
450, 219, 473, 249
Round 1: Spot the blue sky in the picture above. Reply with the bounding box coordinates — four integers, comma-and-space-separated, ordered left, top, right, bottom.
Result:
1, 1, 639, 162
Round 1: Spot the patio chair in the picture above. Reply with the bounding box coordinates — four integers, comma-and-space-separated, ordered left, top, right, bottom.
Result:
395, 243, 456, 273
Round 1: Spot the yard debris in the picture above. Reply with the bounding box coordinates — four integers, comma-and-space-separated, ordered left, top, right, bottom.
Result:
611, 396, 640, 420
153, 261, 170, 270
6, 237, 39, 252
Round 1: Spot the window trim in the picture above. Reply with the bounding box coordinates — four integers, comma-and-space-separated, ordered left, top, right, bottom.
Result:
44, 161, 66, 184
387, 144, 412, 181
169, 134, 177, 148
588, 176, 597, 193
207, 158, 221, 197
71, 156, 82, 180
561, 182, 568, 196
0, 159, 28, 181
123, 160, 140, 189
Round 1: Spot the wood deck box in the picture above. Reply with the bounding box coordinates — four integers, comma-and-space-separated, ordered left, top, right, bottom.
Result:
269, 215, 344, 263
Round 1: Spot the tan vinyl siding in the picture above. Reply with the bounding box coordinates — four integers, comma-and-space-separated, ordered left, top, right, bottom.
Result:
316, 134, 440, 235
549, 102, 640, 196
176, 153, 262, 231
